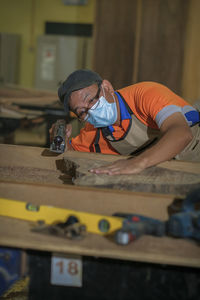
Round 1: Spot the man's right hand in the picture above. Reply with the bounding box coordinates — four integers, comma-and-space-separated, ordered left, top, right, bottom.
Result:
49, 122, 73, 151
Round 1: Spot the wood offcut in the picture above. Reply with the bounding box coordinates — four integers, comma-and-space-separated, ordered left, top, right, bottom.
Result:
64, 151, 200, 196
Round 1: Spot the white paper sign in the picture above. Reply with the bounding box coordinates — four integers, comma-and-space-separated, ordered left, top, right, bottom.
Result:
41, 45, 56, 81
51, 254, 82, 287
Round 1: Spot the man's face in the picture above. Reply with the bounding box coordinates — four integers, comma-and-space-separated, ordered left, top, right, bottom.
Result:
69, 83, 115, 121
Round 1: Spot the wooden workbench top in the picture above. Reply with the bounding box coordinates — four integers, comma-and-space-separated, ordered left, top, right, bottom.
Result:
0, 144, 200, 268
64, 151, 200, 195
0, 181, 200, 268
0, 144, 71, 185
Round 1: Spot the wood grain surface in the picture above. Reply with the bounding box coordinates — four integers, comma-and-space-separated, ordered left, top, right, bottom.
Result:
0, 144, 199, 267
0, 181, 200, 268
0, 144, 71, 185
64, 151, 200, 196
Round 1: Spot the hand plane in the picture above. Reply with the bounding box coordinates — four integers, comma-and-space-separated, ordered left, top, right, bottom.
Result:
32, 216, 86, 240
50, 119, 66, 153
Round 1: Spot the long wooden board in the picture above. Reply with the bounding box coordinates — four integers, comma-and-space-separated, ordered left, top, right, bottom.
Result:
1, 144, 199, 195
0, 181, 200, 268
64, 151, 200, 196
0, 84, 58, 106
0, 144, 71, 185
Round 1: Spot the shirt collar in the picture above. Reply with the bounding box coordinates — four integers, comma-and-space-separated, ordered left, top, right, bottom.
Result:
115, 91, 131, 120
107, 92, 131, 132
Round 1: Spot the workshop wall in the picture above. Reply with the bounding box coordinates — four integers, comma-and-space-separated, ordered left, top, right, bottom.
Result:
93, 0, 200, 104
181, 0, 200, 103
0, 0, 199, 102
0, 0, 95, 88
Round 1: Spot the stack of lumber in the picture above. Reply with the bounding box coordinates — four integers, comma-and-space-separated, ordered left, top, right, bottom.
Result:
0, 84, 59, 119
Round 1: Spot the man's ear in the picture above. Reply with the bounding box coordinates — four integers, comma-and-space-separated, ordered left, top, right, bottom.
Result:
101, 80, 115, 95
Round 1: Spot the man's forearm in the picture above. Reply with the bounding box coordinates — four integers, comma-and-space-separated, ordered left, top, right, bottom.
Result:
135, 125, 193, 169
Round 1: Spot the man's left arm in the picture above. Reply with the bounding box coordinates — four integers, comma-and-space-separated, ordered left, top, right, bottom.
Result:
89, 112, 193, 175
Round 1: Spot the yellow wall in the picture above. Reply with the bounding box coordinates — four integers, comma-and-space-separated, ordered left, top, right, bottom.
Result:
0, 0, 96, 87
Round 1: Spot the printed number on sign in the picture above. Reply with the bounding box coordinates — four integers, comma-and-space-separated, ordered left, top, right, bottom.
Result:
51, 255, 82, 287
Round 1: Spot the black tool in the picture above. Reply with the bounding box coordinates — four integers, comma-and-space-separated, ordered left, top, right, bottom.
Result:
113, 213, 165, 245
50, 119, 66, 153
114, 188, 200, 245
167, 188, 200, 240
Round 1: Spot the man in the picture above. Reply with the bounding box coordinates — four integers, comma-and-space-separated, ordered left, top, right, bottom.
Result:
56, 69, 200, 175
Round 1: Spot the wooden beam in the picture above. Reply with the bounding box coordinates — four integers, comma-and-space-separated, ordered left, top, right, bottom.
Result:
1, 216, 199, 268
0, 181, 199, 268
64, 151, 200, 195
0, 181, 174, 220
0, 144, 199, 195
64, 150, 200, 174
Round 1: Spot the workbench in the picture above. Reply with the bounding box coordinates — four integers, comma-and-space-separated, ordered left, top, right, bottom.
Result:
0, 144, 200, 299
0, 84, 67, 146
0, 84, 63, 116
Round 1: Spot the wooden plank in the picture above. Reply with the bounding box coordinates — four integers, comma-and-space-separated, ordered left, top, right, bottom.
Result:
1, 144, 199, 195
64, 151, 200, 196
182, 0, 200, 103
0, 181, 175, 220
0, 144, 71, 185
0, 85, 63, 118
137, 0, 188, 94
0, 84, 57, 100
1, 144, 199, 175
0, 85, 75, 119
93, 0, 137, 89
0, 181, 199, 268
0, 144, 60, 170
64, 150, 200, 174
93, 0, 188, 93
1, 217, 199, 268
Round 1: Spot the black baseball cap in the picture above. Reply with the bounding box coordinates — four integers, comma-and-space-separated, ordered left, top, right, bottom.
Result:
58, 69, 102, 112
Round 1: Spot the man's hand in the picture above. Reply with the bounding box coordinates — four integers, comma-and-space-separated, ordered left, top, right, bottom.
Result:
49, 122, 73, 151
89, 158, 146, 175
49, 123, 55, 143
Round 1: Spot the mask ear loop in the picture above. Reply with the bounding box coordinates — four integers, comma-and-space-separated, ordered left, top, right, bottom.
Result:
112, 93, 116, 104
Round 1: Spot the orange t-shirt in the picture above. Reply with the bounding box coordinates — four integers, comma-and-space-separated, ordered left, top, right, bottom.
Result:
71, 82, 191, 154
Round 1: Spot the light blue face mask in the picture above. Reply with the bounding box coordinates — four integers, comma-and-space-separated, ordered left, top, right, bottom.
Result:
85, 94, 118, 128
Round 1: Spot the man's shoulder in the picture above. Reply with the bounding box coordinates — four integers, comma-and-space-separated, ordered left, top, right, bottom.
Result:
117, 81, 164, 93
